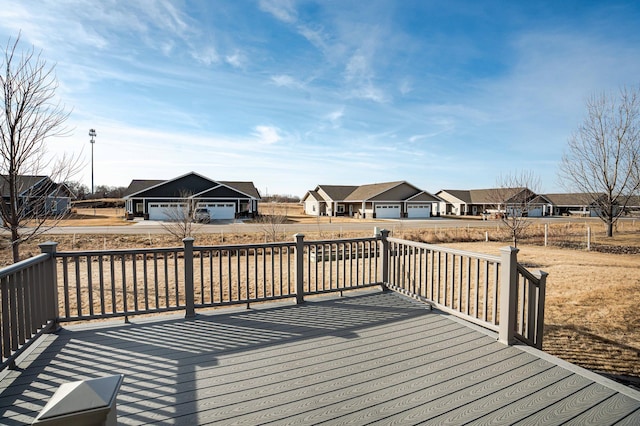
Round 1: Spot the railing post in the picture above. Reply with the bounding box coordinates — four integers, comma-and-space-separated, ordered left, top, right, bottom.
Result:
380, 229, 390, 291
499, 246, 519, 345
183, 237, 196, 318
294, 233, 305, 304
39, 242, 59, 331
534, 270, 548, 349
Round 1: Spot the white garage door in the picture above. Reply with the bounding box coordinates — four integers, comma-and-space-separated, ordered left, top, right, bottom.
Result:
407, 204, 431, 218
528, 207, 543, 217
375, 204, 401, 218
197, 203, 236, 220
148, 203, 188, 221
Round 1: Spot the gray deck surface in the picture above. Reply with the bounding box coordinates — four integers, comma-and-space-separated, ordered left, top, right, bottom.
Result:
1, 290, 639, 425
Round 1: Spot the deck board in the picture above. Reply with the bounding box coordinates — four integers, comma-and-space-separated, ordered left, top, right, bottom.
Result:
1, 290, 639, 425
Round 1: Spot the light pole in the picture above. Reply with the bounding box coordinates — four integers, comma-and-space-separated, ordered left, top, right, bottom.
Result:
89, 129, 97, 195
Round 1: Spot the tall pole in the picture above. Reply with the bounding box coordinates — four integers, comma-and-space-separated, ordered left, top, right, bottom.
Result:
89, 129, 97, 194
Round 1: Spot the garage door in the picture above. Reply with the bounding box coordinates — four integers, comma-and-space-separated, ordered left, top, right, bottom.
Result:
375, 204, 401, 219
528, 207, 543, 217
407, 204, 431, 218
148, 203, 188, 221
197, 203, 236, 220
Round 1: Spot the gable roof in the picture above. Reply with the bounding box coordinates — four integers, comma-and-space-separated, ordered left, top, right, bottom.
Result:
542, 193, 599, 206
439, 187, 531, 204
219, 181, 261, 199
315, 185, 359, 201
407, 191, 443, 203
437, 189, 472, 204
302, 190, 322, 202
344, 181, 407, 201
123, 172, 260, 200
308, 181, 438, 203
0, 175, 49, 198
123, 179, 165, 197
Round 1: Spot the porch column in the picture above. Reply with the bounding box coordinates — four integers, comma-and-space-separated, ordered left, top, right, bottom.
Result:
498, 246, 519, 345
380, 229, 390, 291
183, 238, 196, 318
39, 242, 60, 329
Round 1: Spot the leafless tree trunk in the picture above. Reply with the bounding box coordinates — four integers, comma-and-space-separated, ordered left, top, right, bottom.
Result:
160, 192, 202, 241
257, 204, 289, 242
0, 34, 78, 262
491, 171, 540, 247
559, 87, 640, 237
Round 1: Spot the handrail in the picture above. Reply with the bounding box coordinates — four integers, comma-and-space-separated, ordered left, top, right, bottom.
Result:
0, 253, 49, 278
387, 237, 501, 262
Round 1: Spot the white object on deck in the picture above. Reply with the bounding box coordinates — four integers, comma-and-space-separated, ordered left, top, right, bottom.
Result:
32, 374, 124, 426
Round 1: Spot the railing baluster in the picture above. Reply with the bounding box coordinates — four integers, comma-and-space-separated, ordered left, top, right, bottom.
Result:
75, 258, 82, 317
87, 256, 94, 317
99, 255, 105, 315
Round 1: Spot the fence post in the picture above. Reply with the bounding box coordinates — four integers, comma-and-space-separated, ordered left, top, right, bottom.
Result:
380, 229, 390, 291
294, 234, 305, 304
498, 246, 519, 345
534, 270, 548, 349
39, 242, 59, 331
183, 237, 196, 318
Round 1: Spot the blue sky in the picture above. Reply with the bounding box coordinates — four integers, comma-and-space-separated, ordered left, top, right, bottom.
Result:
1, 1, 640, 197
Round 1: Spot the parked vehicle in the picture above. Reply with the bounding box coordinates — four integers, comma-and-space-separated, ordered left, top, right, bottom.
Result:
193, 208, 210, 223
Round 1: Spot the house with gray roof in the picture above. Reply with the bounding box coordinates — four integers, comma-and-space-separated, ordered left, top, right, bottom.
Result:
123, 172, 261, 221
436, 187, 538, 216
302, 181, 441, 219
0, 175, 74, 217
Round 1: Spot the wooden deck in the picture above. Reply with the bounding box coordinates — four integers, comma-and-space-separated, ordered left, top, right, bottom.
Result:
1, 290, 639, 425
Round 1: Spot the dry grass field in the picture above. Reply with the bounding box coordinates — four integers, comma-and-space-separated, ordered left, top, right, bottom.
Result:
3, 204, 640, 386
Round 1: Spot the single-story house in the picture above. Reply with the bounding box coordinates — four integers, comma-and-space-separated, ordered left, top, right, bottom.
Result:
539, 193, 640, 217
436, 187, 538, 217
531, 193, 597, 217
123, 172, 261, 221
302, 181, 441, 219
0, 175, 74, 217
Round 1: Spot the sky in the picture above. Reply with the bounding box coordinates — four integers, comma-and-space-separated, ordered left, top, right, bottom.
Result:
1, 0, 640, 197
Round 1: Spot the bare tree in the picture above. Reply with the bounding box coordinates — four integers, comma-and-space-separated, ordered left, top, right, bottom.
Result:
0, 34, 79, 262
65, 180, 90, 200
160, 192, 202, 241
560, 87, 640, 237
491, 171, 540, 247
257, 203, 288, 242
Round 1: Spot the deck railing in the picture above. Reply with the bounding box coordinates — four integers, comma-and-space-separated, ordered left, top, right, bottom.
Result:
0, 230, 546, 370
386, 236, 547, 348
0, 243, 58, 370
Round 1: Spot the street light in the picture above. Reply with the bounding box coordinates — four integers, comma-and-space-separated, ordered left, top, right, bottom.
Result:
89, 129, 97, 194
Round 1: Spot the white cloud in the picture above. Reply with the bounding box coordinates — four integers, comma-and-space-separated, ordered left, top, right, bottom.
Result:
225, 51, 246, 68
343, 50, 387, 103
399, 79, 413, 96
191, 46, 219, 65
326, 107, 344, 123
258, 0, 297, 23
253, 125, 282, 145
270, 74, 304, 89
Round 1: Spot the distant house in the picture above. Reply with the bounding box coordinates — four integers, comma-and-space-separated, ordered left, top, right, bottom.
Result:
533, 193, 597, 217
538, 193, 640, 217
302, 181, 441, 219
0, 175, 74, 217
436, 187, 538, 216
123, 172, 261, 221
